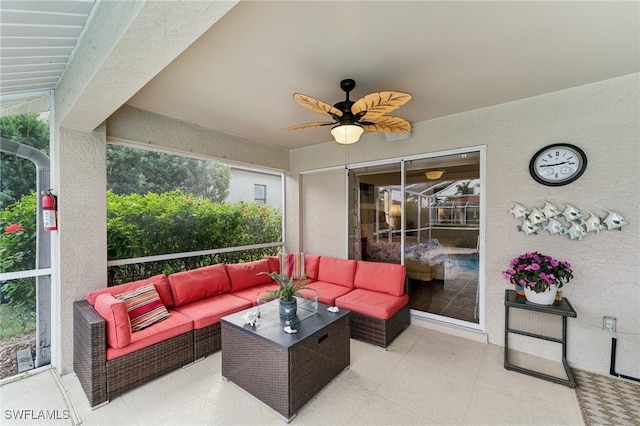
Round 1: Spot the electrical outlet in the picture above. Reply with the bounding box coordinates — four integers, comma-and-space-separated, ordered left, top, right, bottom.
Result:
603, 316, 616, 332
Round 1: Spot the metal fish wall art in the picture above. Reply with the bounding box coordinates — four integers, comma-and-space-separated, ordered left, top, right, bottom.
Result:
567, 222, 588, 241
508, 202, 529, 219
584, 212, 604, 234
543, 218, 567, 236
562, 204, 584, 224
528, 208, 546, 225
509, 201, 628, 240
603, 210, 628, 231
519, 218, 540, 236
541, 201, 560, 219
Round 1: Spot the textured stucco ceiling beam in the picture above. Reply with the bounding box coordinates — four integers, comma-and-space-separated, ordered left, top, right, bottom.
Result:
55, 0, 238, 132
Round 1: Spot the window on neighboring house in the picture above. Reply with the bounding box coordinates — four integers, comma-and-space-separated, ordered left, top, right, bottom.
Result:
254, 184, 267, 204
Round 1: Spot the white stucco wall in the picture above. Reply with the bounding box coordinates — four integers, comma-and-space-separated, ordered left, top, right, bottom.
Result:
53, 126, 108, 373
292, 74, 640, 376
300, 170, 348, 258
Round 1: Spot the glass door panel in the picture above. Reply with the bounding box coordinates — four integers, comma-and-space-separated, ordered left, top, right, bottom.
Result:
348, 163, 402, 265
404, 152, 481, 324
348, 150, 482, 327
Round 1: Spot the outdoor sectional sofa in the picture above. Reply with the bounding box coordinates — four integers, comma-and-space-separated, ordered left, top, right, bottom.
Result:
73, 254, 409, 407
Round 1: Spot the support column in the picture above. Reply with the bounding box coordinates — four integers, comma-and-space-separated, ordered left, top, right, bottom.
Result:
52, 124, 107, 373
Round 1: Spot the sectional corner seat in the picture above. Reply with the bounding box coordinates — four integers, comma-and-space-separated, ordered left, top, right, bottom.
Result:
73, 254, 409, 407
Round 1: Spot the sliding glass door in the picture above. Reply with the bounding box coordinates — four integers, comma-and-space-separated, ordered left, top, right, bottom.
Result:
348, 149, 483, 328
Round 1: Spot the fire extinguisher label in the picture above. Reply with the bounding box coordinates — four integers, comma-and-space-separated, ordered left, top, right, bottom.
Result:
43, 210, 57, 230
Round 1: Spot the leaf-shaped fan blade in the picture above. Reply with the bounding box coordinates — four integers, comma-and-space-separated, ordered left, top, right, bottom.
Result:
280, 121, 336, 131
293, 93, 343, 118
360, 116, 412, 134
352, 91, 412, 120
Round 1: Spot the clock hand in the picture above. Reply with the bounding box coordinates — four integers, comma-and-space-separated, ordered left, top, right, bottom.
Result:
540, 161, 569, 167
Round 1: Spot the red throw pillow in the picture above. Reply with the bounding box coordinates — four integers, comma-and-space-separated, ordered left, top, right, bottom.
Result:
115, 284, 171, 332
94, 293, 131, 348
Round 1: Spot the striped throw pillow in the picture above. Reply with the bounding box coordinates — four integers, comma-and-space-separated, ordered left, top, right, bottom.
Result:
279, 252, 305, 280
115, 284, 171, 332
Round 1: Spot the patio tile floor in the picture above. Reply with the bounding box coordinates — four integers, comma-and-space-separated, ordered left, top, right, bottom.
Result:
1, 325, 584, 425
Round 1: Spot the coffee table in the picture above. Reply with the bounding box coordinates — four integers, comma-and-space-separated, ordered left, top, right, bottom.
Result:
221, 297, 350, 422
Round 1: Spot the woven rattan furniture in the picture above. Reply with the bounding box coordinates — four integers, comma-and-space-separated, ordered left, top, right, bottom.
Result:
348, 304, 410, 348
73, 300, 195, 407
221, 298, 350, 422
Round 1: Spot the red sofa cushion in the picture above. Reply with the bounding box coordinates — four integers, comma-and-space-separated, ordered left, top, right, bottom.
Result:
231, 283, 280, 305
267, 256, 280, 273
86, 274, 174, 308
335, 289, 409, 320
93, 293, 131, 349
297, 281, 352, 306
173, 293, 251, 329
317, 257, 356, 288
105, 310, 193, 360
354, 261, 406, 297
169, 264, 230, 307
226, 259, 272, 292
304, 254, 321, 280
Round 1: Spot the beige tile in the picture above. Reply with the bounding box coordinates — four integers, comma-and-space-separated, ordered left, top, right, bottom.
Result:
404, 327, 487, 381
294, 377, 371, 424
1, 329, 586, 426
375, 358, 475, 424
1, 370, 72, 426
344, 392, 441, 425
478, 344, 577, 409
384, 324, 425, 355
341, 340, 404, 391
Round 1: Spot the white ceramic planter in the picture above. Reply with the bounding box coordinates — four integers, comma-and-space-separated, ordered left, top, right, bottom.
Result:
524, 285, 557, 305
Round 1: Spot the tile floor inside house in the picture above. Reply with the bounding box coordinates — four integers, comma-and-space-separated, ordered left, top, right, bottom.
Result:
1, 325, 585, 425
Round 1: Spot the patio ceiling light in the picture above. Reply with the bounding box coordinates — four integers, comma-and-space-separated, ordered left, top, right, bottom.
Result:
425, 169, 445, 180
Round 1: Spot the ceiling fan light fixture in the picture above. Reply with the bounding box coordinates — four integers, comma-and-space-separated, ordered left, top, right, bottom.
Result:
425, 169, 445, 180
331, 123, 364, 144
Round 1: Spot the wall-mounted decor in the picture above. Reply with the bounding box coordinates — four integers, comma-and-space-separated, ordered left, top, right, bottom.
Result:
508, 201, 627, 240
529, 143, 588, 186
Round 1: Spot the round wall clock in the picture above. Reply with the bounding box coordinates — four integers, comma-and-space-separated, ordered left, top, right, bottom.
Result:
529, 143, 587, 186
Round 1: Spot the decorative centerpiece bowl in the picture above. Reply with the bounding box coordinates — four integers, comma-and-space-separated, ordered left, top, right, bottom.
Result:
502, 252, 573, 305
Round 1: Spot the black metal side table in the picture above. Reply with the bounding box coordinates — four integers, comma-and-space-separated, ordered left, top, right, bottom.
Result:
504, 289, 577, 387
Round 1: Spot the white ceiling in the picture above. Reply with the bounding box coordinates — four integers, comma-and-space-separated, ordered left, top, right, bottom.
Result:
2, 1, 639, 151
0, 0, 95, 96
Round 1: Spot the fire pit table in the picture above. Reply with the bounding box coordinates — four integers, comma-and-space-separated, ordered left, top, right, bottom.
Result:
221, 297, 350, 422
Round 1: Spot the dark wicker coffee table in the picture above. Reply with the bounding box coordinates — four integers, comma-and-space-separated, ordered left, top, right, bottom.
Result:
221, 297, 350, 422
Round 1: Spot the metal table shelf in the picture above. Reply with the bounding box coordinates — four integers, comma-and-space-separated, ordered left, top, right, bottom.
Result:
504, 289, 577, 387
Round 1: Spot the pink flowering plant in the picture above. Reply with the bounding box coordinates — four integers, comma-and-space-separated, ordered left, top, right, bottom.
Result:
502, 252, 573, 293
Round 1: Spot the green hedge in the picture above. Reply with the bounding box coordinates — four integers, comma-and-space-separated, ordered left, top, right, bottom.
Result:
1, 191, 282, 304
106, 190, 282, 284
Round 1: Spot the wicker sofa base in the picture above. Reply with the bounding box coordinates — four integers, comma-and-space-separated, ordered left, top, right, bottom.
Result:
106, 331, 194, 400
74, 300, 199, 407
194, 322, 221, 360
349, 305, 410, 349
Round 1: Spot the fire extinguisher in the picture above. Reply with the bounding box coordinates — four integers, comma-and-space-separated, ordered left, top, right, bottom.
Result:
41, 190, 58, 231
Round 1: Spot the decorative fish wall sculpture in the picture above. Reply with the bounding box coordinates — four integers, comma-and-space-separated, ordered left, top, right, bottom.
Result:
509, 201, 627, 240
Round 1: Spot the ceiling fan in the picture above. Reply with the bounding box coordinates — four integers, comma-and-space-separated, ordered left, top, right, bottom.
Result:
281, 79, 412, 144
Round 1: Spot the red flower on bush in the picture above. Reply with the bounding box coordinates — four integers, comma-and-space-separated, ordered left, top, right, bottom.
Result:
4, 223, 23, 234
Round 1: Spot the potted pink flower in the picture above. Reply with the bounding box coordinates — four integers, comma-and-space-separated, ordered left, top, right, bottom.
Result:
502, 252, 573, 304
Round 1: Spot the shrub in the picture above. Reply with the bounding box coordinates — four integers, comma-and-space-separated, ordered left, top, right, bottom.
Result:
106, 191, 282, 284
0, 193, 37, 308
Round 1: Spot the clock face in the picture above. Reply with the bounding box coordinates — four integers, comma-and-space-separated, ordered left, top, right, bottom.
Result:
529, 144, 587, 186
